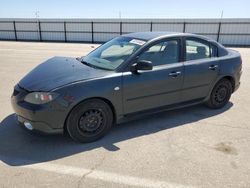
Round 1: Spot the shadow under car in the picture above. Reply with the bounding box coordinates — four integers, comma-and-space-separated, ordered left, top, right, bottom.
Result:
0, 102, 233, 166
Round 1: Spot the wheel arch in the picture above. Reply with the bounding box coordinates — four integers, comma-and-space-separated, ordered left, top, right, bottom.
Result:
223, 76, 235, 92
63, 97, 117, 132
205, 75, 236, 102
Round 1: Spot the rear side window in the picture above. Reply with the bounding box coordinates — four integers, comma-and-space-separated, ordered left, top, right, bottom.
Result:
185, 39, 210, 61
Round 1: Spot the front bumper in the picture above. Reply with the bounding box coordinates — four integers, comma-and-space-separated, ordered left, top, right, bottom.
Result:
16, 115, 63, 134
11, 85, 64, 134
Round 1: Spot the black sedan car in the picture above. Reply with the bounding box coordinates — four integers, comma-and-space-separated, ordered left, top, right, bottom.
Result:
11, 32, 242, 142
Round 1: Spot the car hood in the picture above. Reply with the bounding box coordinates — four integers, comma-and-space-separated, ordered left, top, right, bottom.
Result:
18, 56, 111, 91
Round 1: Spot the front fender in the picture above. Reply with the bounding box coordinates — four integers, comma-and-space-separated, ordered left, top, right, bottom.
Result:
55, 73, 123, 125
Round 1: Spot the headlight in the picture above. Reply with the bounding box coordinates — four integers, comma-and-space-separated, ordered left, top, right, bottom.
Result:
24, 92, 59, 104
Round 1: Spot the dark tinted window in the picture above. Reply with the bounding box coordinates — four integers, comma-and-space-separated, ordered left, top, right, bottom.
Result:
138, 40, 179, 66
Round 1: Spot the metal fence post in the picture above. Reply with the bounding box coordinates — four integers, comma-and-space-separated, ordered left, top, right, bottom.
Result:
120, 21, 122, 35
183, 22, 186, 33
150, 22, 153, 32
91, 21, 94, 43
13, 21, 17, 41
217, 22, 221, 42
38, 21, 42, 42
64, 21, 67, 42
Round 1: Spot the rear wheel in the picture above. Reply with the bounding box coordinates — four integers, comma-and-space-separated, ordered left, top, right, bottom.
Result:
66, 99, 113, 143
205, 79, 233, 109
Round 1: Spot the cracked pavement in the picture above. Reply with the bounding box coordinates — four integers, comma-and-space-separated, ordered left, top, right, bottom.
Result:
0, 42, 250, 188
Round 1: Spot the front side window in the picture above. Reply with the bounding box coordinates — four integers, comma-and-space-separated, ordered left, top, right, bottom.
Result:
185, 39, 210, 61
82, 37, 145, 70
138, 40, 179, 66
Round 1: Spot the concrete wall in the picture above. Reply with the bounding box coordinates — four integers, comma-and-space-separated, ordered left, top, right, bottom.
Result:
0, 18, 250, 46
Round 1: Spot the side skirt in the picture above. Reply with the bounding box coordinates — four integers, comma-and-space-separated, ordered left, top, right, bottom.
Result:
116, 98, 205, 124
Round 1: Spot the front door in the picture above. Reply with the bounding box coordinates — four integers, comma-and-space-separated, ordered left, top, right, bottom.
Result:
122, 38, 184, 114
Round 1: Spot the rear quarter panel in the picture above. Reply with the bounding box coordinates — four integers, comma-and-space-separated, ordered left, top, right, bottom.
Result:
219, 49, 242, 88
205, 48, 242, 101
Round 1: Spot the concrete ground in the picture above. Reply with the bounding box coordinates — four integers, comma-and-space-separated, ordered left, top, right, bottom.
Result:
0, 41, 250, 188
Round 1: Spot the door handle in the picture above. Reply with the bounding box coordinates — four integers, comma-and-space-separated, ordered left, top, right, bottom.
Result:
169, 71, 181, 77
209, 65, 218, 70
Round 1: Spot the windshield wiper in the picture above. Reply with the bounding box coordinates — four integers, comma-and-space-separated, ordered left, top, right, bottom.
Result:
77, 58, 113, 71
79, 59, 99, 69
80, 60, 92, 67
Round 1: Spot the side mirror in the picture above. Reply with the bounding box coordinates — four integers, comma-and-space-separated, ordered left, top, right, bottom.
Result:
130, 60, 153, 73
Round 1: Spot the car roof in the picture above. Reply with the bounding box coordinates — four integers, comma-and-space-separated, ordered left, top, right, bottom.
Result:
122, 31, 213, 42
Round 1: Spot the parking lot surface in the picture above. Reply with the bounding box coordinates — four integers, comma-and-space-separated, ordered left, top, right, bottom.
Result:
0, 41, 250, 188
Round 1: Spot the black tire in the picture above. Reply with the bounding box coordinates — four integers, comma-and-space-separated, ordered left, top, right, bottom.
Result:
205, 79, 233, 109
66, 99, 113, 143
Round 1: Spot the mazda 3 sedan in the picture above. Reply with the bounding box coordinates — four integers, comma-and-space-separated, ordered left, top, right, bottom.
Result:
11, 32, 242, 142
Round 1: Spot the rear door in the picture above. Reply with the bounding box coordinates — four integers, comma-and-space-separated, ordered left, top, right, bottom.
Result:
181, 37, 219, 102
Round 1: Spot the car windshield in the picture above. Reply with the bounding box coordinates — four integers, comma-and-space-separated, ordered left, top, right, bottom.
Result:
81, 37, 146, 70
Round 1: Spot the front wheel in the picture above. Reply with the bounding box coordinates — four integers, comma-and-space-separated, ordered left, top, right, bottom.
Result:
66, 99, 113, 143
205, 79, 233, 109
